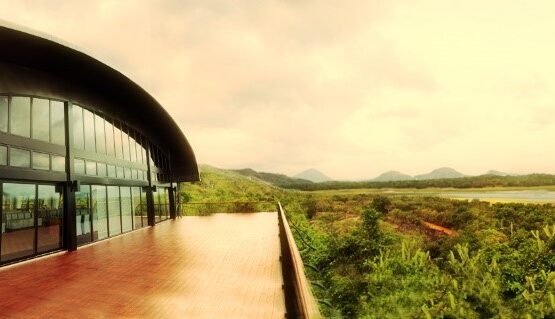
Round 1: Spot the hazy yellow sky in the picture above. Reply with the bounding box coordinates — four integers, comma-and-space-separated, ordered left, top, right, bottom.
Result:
2, 1, 555, 179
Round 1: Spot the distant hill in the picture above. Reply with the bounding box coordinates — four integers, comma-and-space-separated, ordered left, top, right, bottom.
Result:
373, 171, 414, 182
294, 169, 331, 183
232, 168, 313, 188
415, 167, 465, 180
485, 170, 509, 176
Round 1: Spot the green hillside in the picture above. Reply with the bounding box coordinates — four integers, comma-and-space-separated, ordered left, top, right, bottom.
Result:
232, 168, 314, 188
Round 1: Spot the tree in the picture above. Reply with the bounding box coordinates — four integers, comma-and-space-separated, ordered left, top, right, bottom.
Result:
371, 195, 392, 215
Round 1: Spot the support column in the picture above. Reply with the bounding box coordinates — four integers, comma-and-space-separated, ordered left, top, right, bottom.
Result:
64, 101, 77, 251
145, 144, 155, 226
169, 182, 176, 220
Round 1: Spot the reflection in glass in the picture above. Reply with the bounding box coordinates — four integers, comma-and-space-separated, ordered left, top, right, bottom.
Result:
51, 101, 65, 145
74, 158, 85, 175
32, 152, 50, 170
94, 115, 106, 154
107, 186, 121, 236
72, 106, 84, 149
114, 126, 123, 159
0, 96, 7, 132
105, 121, 115, 156
86, 161, 97, 176
107, 165, 116, 178
161, 188, 169, 220
131, 187, 143, 229
83, 109, 95, 152
122, 131, 130, 161
37, 185, 63, 253
32, 98, 50, 142
97, 163, 107, 177
51, 155, 65, 172
140, 145, 146, 164
0, 145, 6, 166
116, 166, 123, 179
10, 148, 30, 168
10, 97, 31, 138
91, 185, 108, 240
153, 188, 161, 223
120, 187, 132, 233
1, 183, 35, 262
76, 185, 92, 245
130, 137, 137, 162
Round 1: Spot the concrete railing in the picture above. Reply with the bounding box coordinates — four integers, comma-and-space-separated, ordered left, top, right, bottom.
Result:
277, 202, 322, 319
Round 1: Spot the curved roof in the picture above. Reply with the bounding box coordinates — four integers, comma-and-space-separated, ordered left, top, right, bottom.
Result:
0, 24, 199, 182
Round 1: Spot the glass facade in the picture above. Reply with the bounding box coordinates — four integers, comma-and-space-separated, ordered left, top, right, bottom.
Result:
0, 94, 175, 264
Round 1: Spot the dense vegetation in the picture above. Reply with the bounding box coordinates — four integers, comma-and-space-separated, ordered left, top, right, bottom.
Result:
180, 165, 555, 318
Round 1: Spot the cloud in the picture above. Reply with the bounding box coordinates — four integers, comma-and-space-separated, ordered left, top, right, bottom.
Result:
2, 0, 555, 179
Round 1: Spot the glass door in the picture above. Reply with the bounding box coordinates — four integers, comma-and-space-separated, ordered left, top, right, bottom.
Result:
36, 185, 63, 254
1, 183, 36, 262
0, 182, 64, 263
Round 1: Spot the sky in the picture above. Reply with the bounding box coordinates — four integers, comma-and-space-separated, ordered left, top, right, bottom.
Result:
1, 0, 555, 180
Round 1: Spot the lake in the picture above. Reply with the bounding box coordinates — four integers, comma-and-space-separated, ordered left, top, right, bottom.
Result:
437, 190, 555, 203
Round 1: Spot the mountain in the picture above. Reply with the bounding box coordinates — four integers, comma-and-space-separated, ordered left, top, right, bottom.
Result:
373, 171, 414, 182
232, 168, 313, 187
414, 167, 465, 180
485, 170, 509, 176
294, 169, 331, 183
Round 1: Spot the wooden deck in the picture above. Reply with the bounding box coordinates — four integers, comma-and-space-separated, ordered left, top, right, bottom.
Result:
0, 213, 285, 318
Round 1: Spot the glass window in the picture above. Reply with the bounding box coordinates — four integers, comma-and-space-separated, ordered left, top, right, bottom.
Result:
97, 163, 107, 177
0, 145, 6, 166
83, 109, 95, 152
107, 165, 116, 178
105, 121, 115, 156
32, 152, 50, 170
94, 114, 105, 154
32, 98, 50, 142
120, 187, 132, 233
50, 101, 65, 145
72, 106, 84, 149
153, 188, 161, 223
51, 155, 65, 172
0, 96, 8, 132
141, 145, 146, 164
124, 167, 131, 180
107, 186, 121, 236
131, 187, 143, 229
122, 131, 130, 161
86, 161, 97, 176
130, 137, 137, 163
116, 166, 123, 179
10, 97, 31, 138
1, 183, 36, 262
37, 185, 63, 253
91, 185, 108, 240
74, 158, 85, 175
76, 185, 92, 245
114, 126, 123, 159
10, 148, 30, 168
161, 188, 169, 220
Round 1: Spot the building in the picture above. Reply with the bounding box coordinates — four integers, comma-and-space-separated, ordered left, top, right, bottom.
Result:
0, 24, 199, 265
